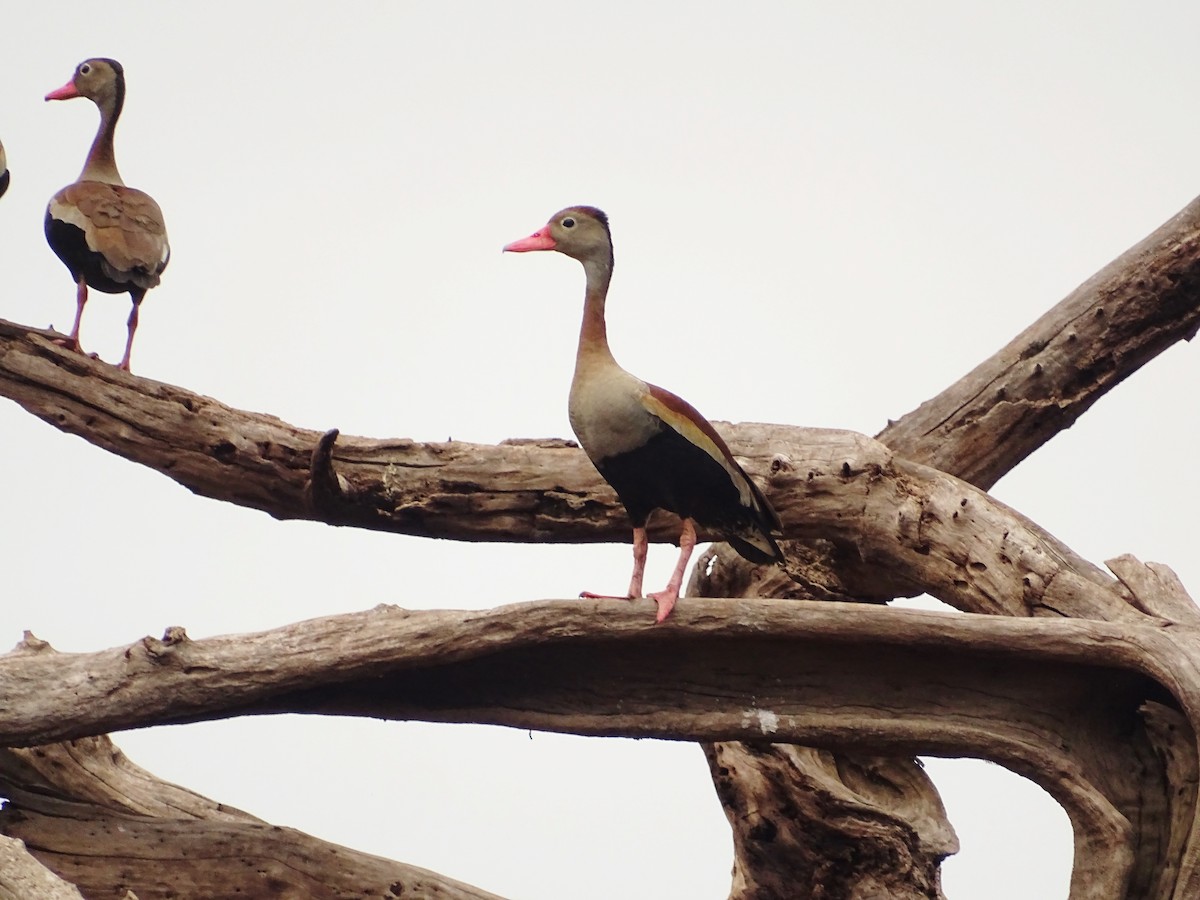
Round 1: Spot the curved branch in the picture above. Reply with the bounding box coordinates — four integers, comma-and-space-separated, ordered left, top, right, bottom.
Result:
0, 737, 503, 900
0, 597, 1189, 898
705, 745, 955, 899
0, 599, 1169, 747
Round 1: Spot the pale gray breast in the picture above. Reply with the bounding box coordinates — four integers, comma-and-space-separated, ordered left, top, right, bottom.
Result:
568, 367, 662, 464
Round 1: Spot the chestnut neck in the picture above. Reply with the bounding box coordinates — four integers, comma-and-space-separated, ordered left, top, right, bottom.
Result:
576, 253, 617, 370
80, 86, 125, 185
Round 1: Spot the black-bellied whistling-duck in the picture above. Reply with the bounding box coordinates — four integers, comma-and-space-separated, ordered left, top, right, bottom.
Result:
44, 58, 169, 372
0, 139, 9, 198
505, 206, 784, 623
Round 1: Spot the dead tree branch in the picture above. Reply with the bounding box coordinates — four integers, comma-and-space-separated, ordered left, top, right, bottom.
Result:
695, 192, 1200, 900
0, 737, 502, 900
878, 194, 1200, 489
0, 568, 1195, 900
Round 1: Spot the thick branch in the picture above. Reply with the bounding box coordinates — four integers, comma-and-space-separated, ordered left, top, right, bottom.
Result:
0, 597, 1189, 899
0, 737, 502, 900
0, 331, 1149, 631
877, 194, 1200, 489
0, 600, 1173, 782
705, 746, 956, 899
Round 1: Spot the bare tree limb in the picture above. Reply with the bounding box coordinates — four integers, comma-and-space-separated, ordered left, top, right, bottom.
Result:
0, 598, 1172, 749
705, 745, 956, 900
0, 325, 1148, 628
877, 194, 1200, 490
0, 737, 503, 900
0, 587, 1193, 899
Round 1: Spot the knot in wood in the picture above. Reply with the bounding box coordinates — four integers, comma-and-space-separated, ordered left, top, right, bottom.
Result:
161, 626, 191, 645
1021, 572, 1045, 606
769, 453, 793, 476
141, 626, 190, 662
546, 489, 590, 511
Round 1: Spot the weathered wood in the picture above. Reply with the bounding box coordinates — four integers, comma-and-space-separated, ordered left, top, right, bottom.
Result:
0, 601, 1178, 795
0, 593, 1195, 898
1138, 702, 1200, 900
705, 745, 955, 900
0, 324, 1145, 624
877, 194, 1200, 491
0, 737, 503, 900
0, 835, 85, 900
697, 193, 1200, 900
0, 434, 1159, 751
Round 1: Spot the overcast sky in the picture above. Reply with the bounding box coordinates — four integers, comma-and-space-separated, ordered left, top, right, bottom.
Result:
4, 3, 1200, 897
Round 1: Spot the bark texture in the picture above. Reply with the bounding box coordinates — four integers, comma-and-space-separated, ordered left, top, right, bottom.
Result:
0, 835, 85, 900
1, 195, 1199, 898
0, 562, 1197, 898
876, 194, 1200, 490
0, 595, 1176, 750
0, 737, 502, 900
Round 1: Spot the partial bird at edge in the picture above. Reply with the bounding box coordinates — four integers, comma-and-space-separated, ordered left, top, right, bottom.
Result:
0, 139, 9, 199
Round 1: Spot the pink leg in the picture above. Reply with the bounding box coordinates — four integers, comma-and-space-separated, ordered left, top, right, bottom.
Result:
116, 295, 143, 372
626, 526, 648, 598
648, 518, 698, 624
54, 277, 88, 352
580, 526, 649, 601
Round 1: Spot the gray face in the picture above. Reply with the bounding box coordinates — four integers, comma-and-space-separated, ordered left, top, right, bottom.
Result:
546, 207, 612, 264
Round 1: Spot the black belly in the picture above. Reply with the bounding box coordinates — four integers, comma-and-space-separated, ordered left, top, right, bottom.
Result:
596, 427, 747, 530
45, 212, 147, 296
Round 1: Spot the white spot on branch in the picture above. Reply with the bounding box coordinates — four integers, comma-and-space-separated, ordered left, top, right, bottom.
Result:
743, 708, 779, 735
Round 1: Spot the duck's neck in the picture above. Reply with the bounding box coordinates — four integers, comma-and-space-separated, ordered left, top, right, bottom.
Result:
80, 92, 124, 185
576, 255, 617, 373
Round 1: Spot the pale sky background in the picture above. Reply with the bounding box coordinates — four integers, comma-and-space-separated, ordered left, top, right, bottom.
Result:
3, 3, 1199, 898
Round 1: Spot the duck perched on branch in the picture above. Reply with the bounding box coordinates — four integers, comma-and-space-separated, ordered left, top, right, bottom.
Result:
45, 58, 170, 372
505, 206, 783, 623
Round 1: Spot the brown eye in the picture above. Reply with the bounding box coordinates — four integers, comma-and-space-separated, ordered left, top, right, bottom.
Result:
561, 217, 576, 228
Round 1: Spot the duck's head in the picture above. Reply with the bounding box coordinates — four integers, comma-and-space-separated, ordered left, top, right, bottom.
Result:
504, 206, 612, 266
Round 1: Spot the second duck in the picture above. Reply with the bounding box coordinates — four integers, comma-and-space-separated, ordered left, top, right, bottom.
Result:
45, 58, 170, 372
